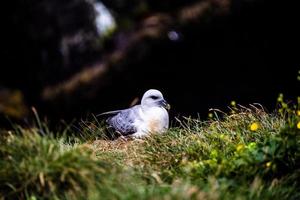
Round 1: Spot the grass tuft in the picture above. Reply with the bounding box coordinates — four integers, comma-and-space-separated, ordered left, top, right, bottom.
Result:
0, 130, 109, 199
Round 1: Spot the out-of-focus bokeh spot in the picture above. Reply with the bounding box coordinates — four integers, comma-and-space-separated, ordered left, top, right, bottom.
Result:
94, 1, 116, 36
0, 89, 28, 119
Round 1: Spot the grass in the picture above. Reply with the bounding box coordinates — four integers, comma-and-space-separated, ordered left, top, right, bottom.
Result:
0, 104, 300, 200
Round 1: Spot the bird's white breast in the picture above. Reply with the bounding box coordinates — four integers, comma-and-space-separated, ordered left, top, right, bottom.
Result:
136, 107, 169, 134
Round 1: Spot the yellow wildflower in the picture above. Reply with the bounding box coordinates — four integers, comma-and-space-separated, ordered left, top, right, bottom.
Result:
297, 110, 300, 116
265, 161, 272, 168
277, 93, 283, 102
231, 101, 236, 107
236, 144, 244, 152
250, 122, 260, 131
297, 122, 300, 129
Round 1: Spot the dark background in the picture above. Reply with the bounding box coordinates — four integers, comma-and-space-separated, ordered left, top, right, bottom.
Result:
1, 0, 299, 126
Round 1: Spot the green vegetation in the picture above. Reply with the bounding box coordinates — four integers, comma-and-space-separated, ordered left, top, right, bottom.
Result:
1, 104, 300, 200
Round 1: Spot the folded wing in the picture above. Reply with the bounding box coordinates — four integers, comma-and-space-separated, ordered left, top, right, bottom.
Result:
106, 105, 140, 135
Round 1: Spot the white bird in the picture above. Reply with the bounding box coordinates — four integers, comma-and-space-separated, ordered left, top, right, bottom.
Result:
98, 89, 170, 138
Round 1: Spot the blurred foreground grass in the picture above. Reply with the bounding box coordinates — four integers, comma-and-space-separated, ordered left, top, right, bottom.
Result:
0, 105, 300, 200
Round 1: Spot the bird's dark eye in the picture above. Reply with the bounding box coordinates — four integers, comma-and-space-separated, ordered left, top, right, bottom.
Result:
150, 95, 159, 100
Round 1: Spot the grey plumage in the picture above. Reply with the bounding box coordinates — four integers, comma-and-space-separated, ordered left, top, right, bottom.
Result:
106, 105, 140, 135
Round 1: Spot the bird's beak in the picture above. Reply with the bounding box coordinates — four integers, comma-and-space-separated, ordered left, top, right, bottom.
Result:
160, 100, 171, 111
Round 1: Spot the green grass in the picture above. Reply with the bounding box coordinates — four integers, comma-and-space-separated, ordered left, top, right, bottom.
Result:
0, 105, 300, 200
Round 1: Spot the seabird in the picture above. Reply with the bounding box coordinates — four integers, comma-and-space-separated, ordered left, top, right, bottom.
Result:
98, 89, 170, 138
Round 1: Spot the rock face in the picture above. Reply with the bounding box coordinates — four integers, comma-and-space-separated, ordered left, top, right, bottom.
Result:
1, 0, 299, 123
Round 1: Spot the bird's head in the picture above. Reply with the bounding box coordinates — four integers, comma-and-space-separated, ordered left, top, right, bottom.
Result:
141, 89, 170, 110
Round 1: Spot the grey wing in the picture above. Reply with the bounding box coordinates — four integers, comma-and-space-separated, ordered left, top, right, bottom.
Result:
107, 106, 140, 135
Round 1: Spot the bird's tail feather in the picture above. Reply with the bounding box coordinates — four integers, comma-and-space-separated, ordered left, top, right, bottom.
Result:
96, 110, 123, 117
